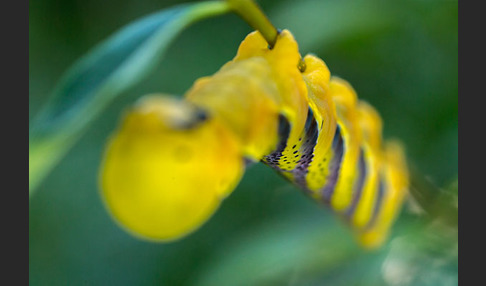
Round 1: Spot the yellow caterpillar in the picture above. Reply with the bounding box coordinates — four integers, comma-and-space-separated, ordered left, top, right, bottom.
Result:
100, 30, 408, 248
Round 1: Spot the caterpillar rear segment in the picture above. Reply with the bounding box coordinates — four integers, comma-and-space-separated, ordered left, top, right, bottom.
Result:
263, 72, 408, 248
100, 30, 408, 248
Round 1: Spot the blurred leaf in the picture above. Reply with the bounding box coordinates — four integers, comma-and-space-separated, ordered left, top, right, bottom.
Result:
409, 167, 458, 228
194, 197, 458, 286
270, 0, 399, 53
381, 220, 458, 286
28, 0, 230, 195
195, 215, 363, 286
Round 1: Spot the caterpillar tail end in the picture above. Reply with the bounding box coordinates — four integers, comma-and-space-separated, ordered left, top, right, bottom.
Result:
356, 140, 409, 249
99, 95, 244, 242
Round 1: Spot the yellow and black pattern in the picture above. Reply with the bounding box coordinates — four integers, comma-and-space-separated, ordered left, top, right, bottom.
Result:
264, 71, 409, 248
100, 29, 409, 248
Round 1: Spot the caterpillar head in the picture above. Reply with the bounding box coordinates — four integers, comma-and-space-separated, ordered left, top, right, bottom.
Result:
100, 96, 244, 241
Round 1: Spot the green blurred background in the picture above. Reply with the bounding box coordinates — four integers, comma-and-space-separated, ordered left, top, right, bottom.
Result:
29, 0, 458, 285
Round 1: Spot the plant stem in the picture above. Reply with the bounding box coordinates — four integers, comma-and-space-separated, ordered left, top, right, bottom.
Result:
226, 0, 278, 48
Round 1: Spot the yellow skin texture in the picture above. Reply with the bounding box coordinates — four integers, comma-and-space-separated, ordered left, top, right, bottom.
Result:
327, 78, 362, 212
186, 30, 308, 160
101, 97, 244, 241
100, 29, 409, 248
300, 56, 337, 195
358, 141, 409, 248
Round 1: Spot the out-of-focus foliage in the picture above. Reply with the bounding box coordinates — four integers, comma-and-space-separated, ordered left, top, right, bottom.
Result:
29, 0, 230, 194
29, 0, 458, 285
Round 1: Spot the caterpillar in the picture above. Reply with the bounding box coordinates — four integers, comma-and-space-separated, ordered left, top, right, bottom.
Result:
100, 29, 408, 248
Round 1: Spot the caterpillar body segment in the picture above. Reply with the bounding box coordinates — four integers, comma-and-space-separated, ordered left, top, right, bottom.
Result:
185, 30, 309, 160
325, 77, 361, 212
357, 140, 409, 248
99, 30, 408, 248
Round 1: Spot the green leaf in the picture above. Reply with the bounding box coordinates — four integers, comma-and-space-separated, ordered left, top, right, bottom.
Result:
194, 215, 363, 286
29, 1, 230, 195
269, 0, 398, 53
